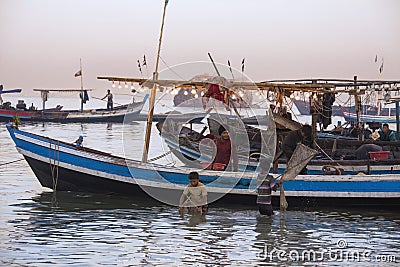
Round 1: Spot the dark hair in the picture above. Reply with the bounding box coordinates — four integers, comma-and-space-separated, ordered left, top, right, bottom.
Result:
301, 124, 312, 137
383, 123, 389, 128
218, 126, 227, 135
188, 171, 199, 180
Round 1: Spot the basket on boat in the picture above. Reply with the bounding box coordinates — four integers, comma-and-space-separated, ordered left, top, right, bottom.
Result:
368, 151, 390, 160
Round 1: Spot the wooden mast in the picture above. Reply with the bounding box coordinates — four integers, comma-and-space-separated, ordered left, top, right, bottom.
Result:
142, 0, 169, 163
353, 75, 363, 141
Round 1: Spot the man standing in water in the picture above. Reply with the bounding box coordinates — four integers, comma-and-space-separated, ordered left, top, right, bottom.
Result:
179, 172, 208, 215
101, 89, 113, 110
257, 164, 279, 216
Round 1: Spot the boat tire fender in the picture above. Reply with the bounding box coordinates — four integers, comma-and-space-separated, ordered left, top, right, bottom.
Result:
322, 165, 344, 175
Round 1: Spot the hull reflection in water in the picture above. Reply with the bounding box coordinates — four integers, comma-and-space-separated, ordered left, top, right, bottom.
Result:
6, 191, 400, 266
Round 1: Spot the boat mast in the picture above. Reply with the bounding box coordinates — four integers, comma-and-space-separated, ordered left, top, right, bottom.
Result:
353, 75, 363, 141
142, 0, 169, 163
79, 58, 84, 112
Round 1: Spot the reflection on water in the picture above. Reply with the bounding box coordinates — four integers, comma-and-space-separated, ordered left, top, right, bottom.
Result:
1, 121, 400, 266
1, 191, 399, 266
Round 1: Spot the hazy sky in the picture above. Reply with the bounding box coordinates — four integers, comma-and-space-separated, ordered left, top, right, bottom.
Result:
1, 0, 399, 96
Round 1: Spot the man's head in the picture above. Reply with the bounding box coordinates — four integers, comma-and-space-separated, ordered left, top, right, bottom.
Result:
382, 123, 390, 134
300, 125, 312, 138
107, 89, 111, 93
188, 171, 200, 186
218, 126, 229, 140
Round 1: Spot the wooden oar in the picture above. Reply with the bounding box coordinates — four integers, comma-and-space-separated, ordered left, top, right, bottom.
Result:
92, 96, 125, 106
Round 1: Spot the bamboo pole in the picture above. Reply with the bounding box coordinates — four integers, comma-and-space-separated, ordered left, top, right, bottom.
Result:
353, 76, 363, 141
142, 0, 168, 163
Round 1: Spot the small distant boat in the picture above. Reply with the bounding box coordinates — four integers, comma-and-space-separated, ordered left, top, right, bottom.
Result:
339, 105, 397, 123
293, 99, 345, 116
0, 88, 149, 123
293, 99, 396, 117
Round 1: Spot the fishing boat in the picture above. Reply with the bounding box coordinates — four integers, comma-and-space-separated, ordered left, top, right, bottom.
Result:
6, 124, 400, 207
339, 105, 397, 123
0, 88, 149, 123
156, 115, 400, 175
5, 0, 400, 209
293, 99, 396, 117
293, 99, 343, 116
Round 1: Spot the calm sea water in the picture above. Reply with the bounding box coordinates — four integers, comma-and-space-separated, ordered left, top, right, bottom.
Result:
0, 97, 399, 266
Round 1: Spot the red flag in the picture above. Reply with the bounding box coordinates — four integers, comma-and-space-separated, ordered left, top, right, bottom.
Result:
74, 70, 82, 77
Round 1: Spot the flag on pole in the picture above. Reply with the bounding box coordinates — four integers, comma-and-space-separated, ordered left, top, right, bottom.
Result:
228, 60, 234, 79
74, 70, 82, 77
143, 55, 147, 66
137, 60, 143, 75
241, 58, 245, 72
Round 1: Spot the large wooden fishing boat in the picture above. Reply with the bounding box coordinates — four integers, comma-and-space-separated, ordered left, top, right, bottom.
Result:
156, 115, 400, 175
7, 125, 400, 207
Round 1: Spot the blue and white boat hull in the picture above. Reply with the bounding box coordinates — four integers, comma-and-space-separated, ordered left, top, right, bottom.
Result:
6, 125, 400, 207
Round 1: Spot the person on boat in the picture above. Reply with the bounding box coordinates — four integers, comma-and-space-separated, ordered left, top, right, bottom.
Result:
212, 126, 238, 171
101, 89, 113, 110
378, 123, 396, 142
179, 171, 208, 215
131, 88, 137, 103
16, 100, 27, 110
2, 101, 15, 110
282, 124, 312, 174
355, 144, 382, 160
257, 164, 279, 216
28, 103, 36, 111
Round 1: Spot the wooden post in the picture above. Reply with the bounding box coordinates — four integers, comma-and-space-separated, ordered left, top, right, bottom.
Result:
79, 58, 84, 112
354, 76, 363, 141
310, 81, 318, 147
396, 100, 400, 140
142, 0, 168, 163
311, 113, 317, 147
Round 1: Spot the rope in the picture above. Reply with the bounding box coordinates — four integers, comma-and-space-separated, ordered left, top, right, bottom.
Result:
148, 150, 172, 162
49, 141, 60, 192
159, 56, 186, 80
313, 140, 343, 168
0, 158, 24, 167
